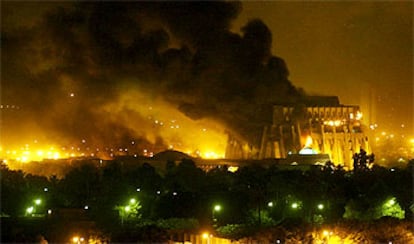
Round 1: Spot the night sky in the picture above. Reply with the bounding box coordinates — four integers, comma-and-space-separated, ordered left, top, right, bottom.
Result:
235, 1, 413, 132
1, 1, 412, 150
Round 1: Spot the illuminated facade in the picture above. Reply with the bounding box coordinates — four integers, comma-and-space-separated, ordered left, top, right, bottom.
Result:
226, 96, 371, 169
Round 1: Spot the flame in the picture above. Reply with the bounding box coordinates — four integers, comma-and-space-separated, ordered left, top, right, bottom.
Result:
102, 89, 228, 159
304, 135, 313, 148
299, 135, 319, 155
0, 143, 68, 171
356, 111, 363, 120
0, 89, 229, 169
202, 151, 222, 159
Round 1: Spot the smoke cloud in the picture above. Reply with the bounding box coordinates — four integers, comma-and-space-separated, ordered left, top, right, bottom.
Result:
1, 2, 303, 153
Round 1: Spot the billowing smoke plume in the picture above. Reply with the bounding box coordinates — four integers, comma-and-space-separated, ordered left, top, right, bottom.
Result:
1, 2, 303, 153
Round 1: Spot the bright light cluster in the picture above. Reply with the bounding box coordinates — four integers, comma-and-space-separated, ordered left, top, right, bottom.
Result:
1, 144, 63, 163
349, 111, 363, 121
324, 120, 343, 127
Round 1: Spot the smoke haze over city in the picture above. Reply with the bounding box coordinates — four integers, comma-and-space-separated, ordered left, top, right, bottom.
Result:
2, 2, 302, 154
1, 1, 412, 158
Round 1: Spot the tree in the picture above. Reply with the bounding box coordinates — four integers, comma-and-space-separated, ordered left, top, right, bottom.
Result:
353, 149, 375, 171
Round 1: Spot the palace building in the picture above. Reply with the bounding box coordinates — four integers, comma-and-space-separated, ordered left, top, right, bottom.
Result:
226, 96, 371, 169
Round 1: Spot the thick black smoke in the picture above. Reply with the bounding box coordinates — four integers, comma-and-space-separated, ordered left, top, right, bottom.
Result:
1, 2, 303, 149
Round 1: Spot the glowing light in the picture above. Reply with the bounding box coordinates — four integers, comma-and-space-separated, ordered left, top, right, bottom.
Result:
2, 91, 228, 168
322, 230, 331, 237
202, 151, 222, 159
299, 147, 317, 155
1, 143, 67, 165
291, 202, 299, 209
72, 236, 79, 243
317, 203, 324, 210
26, 206, 34, 214
202, 232, 210, 239
227, 166, 239, 172
268, 202, 274, 207
304, 135, 313, 148
356, 111, 363, 120
124, 206, 131, 212
214, 205, 221, 212
129, 198, 137, 204
324, 120, 342, 127
53, 152, 60, 159
299, 135, 318, 154
334, 120, 341, 126
386, 198, 396, 206
34, 199, 42, 205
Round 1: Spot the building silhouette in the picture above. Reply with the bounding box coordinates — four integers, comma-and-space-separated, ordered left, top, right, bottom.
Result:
226, 96, 371, 169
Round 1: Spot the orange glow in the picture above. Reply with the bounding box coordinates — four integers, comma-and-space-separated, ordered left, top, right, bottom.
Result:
202, 232, 210, 239
299, 135, 319, 155
202, 151, 223, 159
324, 120, 342, 127
356, 111, 363, 120
227, 166, 239, 172
72, 236, 79, 243
0, 144, 65, 164
103, 90, 228, 159
305, 135, 313, 148
0, 90, 229, 169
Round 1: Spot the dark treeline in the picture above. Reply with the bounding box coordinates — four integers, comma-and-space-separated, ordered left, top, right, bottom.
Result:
1, 159, 413, 241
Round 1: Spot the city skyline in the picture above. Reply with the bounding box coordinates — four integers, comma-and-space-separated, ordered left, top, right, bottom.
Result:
1, 1, 412, 157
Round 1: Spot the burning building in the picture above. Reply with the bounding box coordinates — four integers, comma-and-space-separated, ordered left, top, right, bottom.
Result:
226, 96, 371, 169
2, 2, 377, 172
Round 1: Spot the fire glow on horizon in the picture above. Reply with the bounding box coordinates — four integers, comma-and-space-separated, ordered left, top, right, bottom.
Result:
1, 90, 228, 167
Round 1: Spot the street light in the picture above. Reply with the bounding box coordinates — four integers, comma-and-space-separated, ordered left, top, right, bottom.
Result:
212, 204, 222, 224
26, 206, 34, 215
125, 206, 131, 212
213, 205, 221, 212
34, 199, 42, 205
291, 202, 299, 209
317, 203, 324, 210
129, 198, 136, 204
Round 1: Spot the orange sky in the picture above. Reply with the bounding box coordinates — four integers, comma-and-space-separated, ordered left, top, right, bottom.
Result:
234, 1, 413, 133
